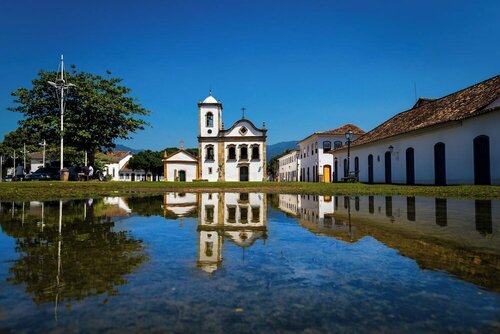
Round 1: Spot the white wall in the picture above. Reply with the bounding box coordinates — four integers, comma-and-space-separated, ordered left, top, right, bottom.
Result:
166, 162, 197, 182
278, 151, 298, 182
298, 134, 361, 182
333, 111, 500, 185
224, 141, 265, 181
106, 154, 132, 181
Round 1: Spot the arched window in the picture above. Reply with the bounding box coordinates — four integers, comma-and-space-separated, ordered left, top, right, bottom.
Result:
227, 145, 236, 160
334, 141, 343, 149
206, 112, 214, 127
323, 141, 332, 152
206, 145, 214, 160
251, 145, 259, 159
240, 145, 248, 160
354, 157, 359, 172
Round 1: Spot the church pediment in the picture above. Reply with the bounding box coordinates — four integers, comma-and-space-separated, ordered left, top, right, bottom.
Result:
165, 150, 198, 163
222, 119, 266, 137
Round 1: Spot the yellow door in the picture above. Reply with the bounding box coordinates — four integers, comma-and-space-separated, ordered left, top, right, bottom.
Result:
324, 165, 331, 183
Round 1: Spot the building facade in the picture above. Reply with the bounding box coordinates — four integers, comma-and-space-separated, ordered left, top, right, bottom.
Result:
197, 94, 267, 182
163, 150, 198, 182
278, 150, 299, 182
332, 75, 500, 185
102, 151, 132, 181
297, 124, 365, 183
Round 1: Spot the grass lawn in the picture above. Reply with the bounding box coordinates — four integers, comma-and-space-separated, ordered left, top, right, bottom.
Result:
0, 181, 499, 201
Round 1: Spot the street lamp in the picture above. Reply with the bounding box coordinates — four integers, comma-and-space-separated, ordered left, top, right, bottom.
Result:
39, 139, 47, 167
48, 55, 76, 180
345, 130, 353, 174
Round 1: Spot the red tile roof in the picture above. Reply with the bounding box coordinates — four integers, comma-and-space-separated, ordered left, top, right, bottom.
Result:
348, 75, 500, 148
99, 151, 131, 163
299, 123, 365, 143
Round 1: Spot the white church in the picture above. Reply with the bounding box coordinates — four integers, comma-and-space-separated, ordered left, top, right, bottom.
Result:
163, 93, 268, 182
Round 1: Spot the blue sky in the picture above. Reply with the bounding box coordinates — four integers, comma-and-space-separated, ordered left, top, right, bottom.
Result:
1, 0, 499, 150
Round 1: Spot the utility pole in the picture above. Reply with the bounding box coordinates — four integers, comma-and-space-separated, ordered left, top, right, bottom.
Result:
48, 55, 76, 179
23, 143, 26, 172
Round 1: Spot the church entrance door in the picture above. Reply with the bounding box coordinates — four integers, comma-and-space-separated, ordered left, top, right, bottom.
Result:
240, 166, 249, 181
179, 170, 186, 182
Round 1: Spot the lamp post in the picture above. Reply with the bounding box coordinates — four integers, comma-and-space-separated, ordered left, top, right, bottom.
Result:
40, 139, 47, 167
345, 130, 353, 174
48, 55, 76, 179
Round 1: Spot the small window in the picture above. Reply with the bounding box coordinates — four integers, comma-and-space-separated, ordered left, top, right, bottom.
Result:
205, 205, 214, 223
228, 206, 236, 222
251, 207, 260, 222
206, 146, 214, 160
206, 112, 213, 127
228, 146, 236, 160
240, 146, 248, 160
323, 141, 332, 152
251, 146, 259, 159
208, 167, 213, 174
240, 207, 248, 223
239, 193, 249, 202
334, 141, 342, 149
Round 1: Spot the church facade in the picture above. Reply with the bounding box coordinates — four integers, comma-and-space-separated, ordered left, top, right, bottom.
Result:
197, 94, 267, 182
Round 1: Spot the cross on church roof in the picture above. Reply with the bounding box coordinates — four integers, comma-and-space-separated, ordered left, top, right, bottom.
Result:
241, 107, 246, 119
179, 140, 185, 149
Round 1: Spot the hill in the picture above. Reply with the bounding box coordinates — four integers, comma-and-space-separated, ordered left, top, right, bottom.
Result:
267, 141, 298, 160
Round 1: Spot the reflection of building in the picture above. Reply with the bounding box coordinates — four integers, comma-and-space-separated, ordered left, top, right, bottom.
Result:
275, 194, 500, 290
162, 193, 197, 218
278, 194, 357, 240
197, 192, 267, 273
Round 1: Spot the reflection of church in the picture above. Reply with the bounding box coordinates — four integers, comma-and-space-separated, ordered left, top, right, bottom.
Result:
197, 192, 267, 273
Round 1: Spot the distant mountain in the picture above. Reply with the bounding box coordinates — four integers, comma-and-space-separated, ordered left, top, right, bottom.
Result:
267, 141, 298, 160
114, 144, 143, 154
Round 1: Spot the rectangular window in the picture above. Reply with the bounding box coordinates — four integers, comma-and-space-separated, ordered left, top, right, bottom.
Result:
240, 207, 248, 222
228, 206, 236, 222
240, 147, 248, 160
251, 207, 260, 222
205, 205, 214, 223
228, 147, 236, 160
323, 141, 332, 152
208, 167, 213, 174
251, 146, 259, 160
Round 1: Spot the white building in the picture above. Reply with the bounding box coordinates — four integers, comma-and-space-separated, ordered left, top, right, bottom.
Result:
297, 124, 365, 183
118, 163, 153, 182
278, 150, 299, 182
197, 93, 267, 182
163, 150, 198, 182
332, 75, 500, 185
197, 192, 267, 273
29, 152, 45, 173
101, 151, 132, 181
162, 193, 198, 218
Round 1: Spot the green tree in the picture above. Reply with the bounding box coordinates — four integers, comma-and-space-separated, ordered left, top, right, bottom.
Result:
128, 150, 163, 180
9, 67, 150, 166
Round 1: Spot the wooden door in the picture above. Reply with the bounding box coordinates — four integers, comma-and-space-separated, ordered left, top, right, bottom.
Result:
323, 165, 331, 183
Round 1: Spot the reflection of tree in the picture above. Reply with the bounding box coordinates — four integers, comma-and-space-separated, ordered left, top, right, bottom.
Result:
0, 200, 146, 306
127, 196, 165, 217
